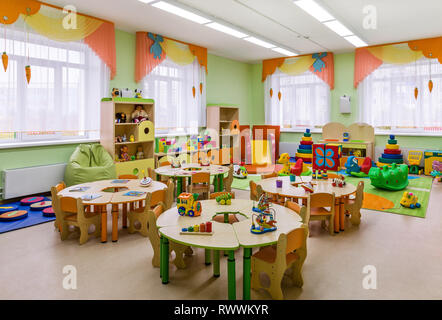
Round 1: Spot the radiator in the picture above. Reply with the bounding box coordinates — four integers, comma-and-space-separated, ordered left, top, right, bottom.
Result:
2, 163, 67, 199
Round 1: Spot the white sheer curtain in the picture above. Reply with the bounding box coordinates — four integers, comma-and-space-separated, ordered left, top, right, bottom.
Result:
0, 23, 109, 143
359, 57, 442, 133
141, 57, 206, 135
265, 69, 330, 130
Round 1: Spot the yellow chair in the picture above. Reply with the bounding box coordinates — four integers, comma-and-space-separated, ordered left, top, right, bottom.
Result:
128, 179, 174, 236
307, 193, 335, 236
188, 172, 211, 200
223, 164, 234, 192
285, 200, 309, 225
51, 181, 66, 231
344, 181, 364, 226
261, 172, 278, 180
210, 192, 238, 224
251, 226, 308, 300
249, 180, 263, 201
118, 174, 138, 179
59, 196, 101, 245
147, 202, 189, 269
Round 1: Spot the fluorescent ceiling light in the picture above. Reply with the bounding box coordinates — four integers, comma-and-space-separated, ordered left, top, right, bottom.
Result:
272, 47, 297, 56
205, 22, 248, 38
323, 20, 353, 37
152, 1, 211, 24
293, 0, 334, 22
138, 0, 155, 3
344, 35, 367, 47
244, 37, 276, 49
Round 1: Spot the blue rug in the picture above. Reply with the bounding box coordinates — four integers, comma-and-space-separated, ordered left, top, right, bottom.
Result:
0, 196, 55, 234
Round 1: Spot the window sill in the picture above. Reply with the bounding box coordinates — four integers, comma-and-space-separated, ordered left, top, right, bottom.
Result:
0, 139, 99, 150
375, 131, 442, 137
280, 128, 322, 134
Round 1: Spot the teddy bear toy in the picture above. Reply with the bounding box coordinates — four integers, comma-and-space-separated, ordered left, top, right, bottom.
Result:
131, 105, 149, 123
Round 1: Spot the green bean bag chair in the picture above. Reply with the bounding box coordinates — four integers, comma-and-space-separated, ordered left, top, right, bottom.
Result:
65, 144, 116, 187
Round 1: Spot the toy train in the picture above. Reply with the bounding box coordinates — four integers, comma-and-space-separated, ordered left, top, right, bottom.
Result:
177, 193, 202, 217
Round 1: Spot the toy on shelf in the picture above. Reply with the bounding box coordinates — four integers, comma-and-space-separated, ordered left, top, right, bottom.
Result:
424, 150, 442, 175
216, 193, 232, 205
132, 105, 149, 123
115, 112, 127, 123
400, 192, 421, 209
177, 193, 202, 217
278, 153, 311, 176
181, 221, 213, 235
345, 156, 373, 177
295, 129, 313, 165
136, 146, 145, 160
111, 88, 120, 98
129, 135, 135, 143
408, 150, 423, 174
378, 135, 404, 166
369, 163, 409, 191
313, 143, 342, 171
431, 161, 442, 182
331, 175, 346, 187
233, 162, 248, 179
251, 194, 277, 234
343, 132, 349, 142
119, 145, 130, 162
134, 89, 143, 99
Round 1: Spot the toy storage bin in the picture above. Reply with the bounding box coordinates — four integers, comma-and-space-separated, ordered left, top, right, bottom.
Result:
115, 158, 155, 177
136, 120, 154, 142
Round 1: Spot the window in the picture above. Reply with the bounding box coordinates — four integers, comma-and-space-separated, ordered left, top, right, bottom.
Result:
264, 70, 330, 131
359, 57, 442, 135
0, 27, 109, 147
142, 58, 206, 136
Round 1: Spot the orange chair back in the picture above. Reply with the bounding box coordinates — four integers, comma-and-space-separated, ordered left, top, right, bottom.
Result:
250, 180, 257, 197
286, 201, 301, 214
210, 192, 235, 200
55, 182, 66, 193
191, 172, 210, 184
152, 203, 164, 219
285, 228, 305, 254
309, 192, 334, 208
60, 196, 77, 214
150, 189, 166, 208
159, 161, 171, 167
118, 174, 138, 179
261, 172, 277, 180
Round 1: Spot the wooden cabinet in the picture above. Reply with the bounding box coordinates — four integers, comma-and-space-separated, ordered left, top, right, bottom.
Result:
100, 98, 155, 176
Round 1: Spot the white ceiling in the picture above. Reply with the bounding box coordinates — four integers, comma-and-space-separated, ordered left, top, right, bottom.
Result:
44, 0, 442, 63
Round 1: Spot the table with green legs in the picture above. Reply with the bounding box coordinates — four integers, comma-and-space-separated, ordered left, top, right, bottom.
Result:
155, 199, 302, 300
154, 163, 229, 196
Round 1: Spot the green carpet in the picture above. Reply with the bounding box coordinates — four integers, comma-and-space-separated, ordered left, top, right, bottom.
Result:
231, 175, 262, 190
345, 175, 433, 218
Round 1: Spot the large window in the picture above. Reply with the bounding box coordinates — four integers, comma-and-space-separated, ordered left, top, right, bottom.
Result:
359, 57, 442, 135
0, 27, 109, 146
265, 70, 330, 131
142, 58, 206, 136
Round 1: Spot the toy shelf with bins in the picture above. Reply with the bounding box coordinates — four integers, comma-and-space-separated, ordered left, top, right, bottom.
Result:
100, 98, 155, 177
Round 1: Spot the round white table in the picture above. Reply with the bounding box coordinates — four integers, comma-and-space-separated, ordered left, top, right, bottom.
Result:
155, 163, 229, 194
256, 176, 357, 233
58, 179, 167, 242
157, 199, 303, 300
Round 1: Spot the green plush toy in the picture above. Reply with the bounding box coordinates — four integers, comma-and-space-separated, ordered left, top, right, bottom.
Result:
368, 163, 409, 191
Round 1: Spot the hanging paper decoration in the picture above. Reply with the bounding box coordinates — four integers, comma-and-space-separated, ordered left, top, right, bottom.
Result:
192, 86, 196, 98
278, 91, 282, 101
312, 53, 327, 72
2, 52, 7, 71
414, 87, 418, 100
428, 80, 433, 93
269, 88, 273, 98
199, 82, 203, 95
25, 65, 31, 84
148, 33, 164, 60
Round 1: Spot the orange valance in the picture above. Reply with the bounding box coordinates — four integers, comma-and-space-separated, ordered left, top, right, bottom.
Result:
262, 52, 334, 89
135, 31, 208, 83
354, 36, 442, 88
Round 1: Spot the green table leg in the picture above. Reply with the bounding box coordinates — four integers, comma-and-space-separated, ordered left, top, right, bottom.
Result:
213, 175, 218, 192
227, 250, 236, 300
176, 177, 182, 195
213, 250, 220, 278
218, 174, 224, 192
161, 237, 169, 284
243, 248, 252, 300
160, 236, 163, 278
205, 249, 211, 265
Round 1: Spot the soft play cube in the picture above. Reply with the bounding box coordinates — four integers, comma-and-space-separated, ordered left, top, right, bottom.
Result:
313, 143, 341, 171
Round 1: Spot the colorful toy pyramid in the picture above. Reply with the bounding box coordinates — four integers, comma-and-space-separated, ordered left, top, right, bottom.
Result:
378, 135, 404, 165
296, 129, 313, 164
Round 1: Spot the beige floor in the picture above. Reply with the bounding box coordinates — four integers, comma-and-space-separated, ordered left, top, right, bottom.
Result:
1, 181, 441, 300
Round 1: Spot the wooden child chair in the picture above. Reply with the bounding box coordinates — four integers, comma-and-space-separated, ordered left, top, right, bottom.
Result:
249, 181, 263, 201
127, 179, 174, 236
188, 172, 211, 200
118, 174, 138, 179
58, 196, 101, 245
210, 192, 239, 224
223, 164, 234, 192
51, 181, 66, 231
261, 172, 278, 180
147, 202, 189, 269
285, 200, 309, 226
307, 192, 335, 236
251, 226, 308, 300
344, 181, 364, 226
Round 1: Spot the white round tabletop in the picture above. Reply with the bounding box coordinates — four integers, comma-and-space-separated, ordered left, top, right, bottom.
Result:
257, 176, 356, 199
155, 163, 229, 178
157, 199, 303, 248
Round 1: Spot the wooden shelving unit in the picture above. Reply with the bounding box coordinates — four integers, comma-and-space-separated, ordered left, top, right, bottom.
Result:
206, 104, 240, 165
100, 97, 155, 177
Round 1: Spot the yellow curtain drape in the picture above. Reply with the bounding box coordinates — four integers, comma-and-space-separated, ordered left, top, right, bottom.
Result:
278, 55, 315, 76
367, 43, 424, 65
24, 12, 103, 42
160, 39, 196, 66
